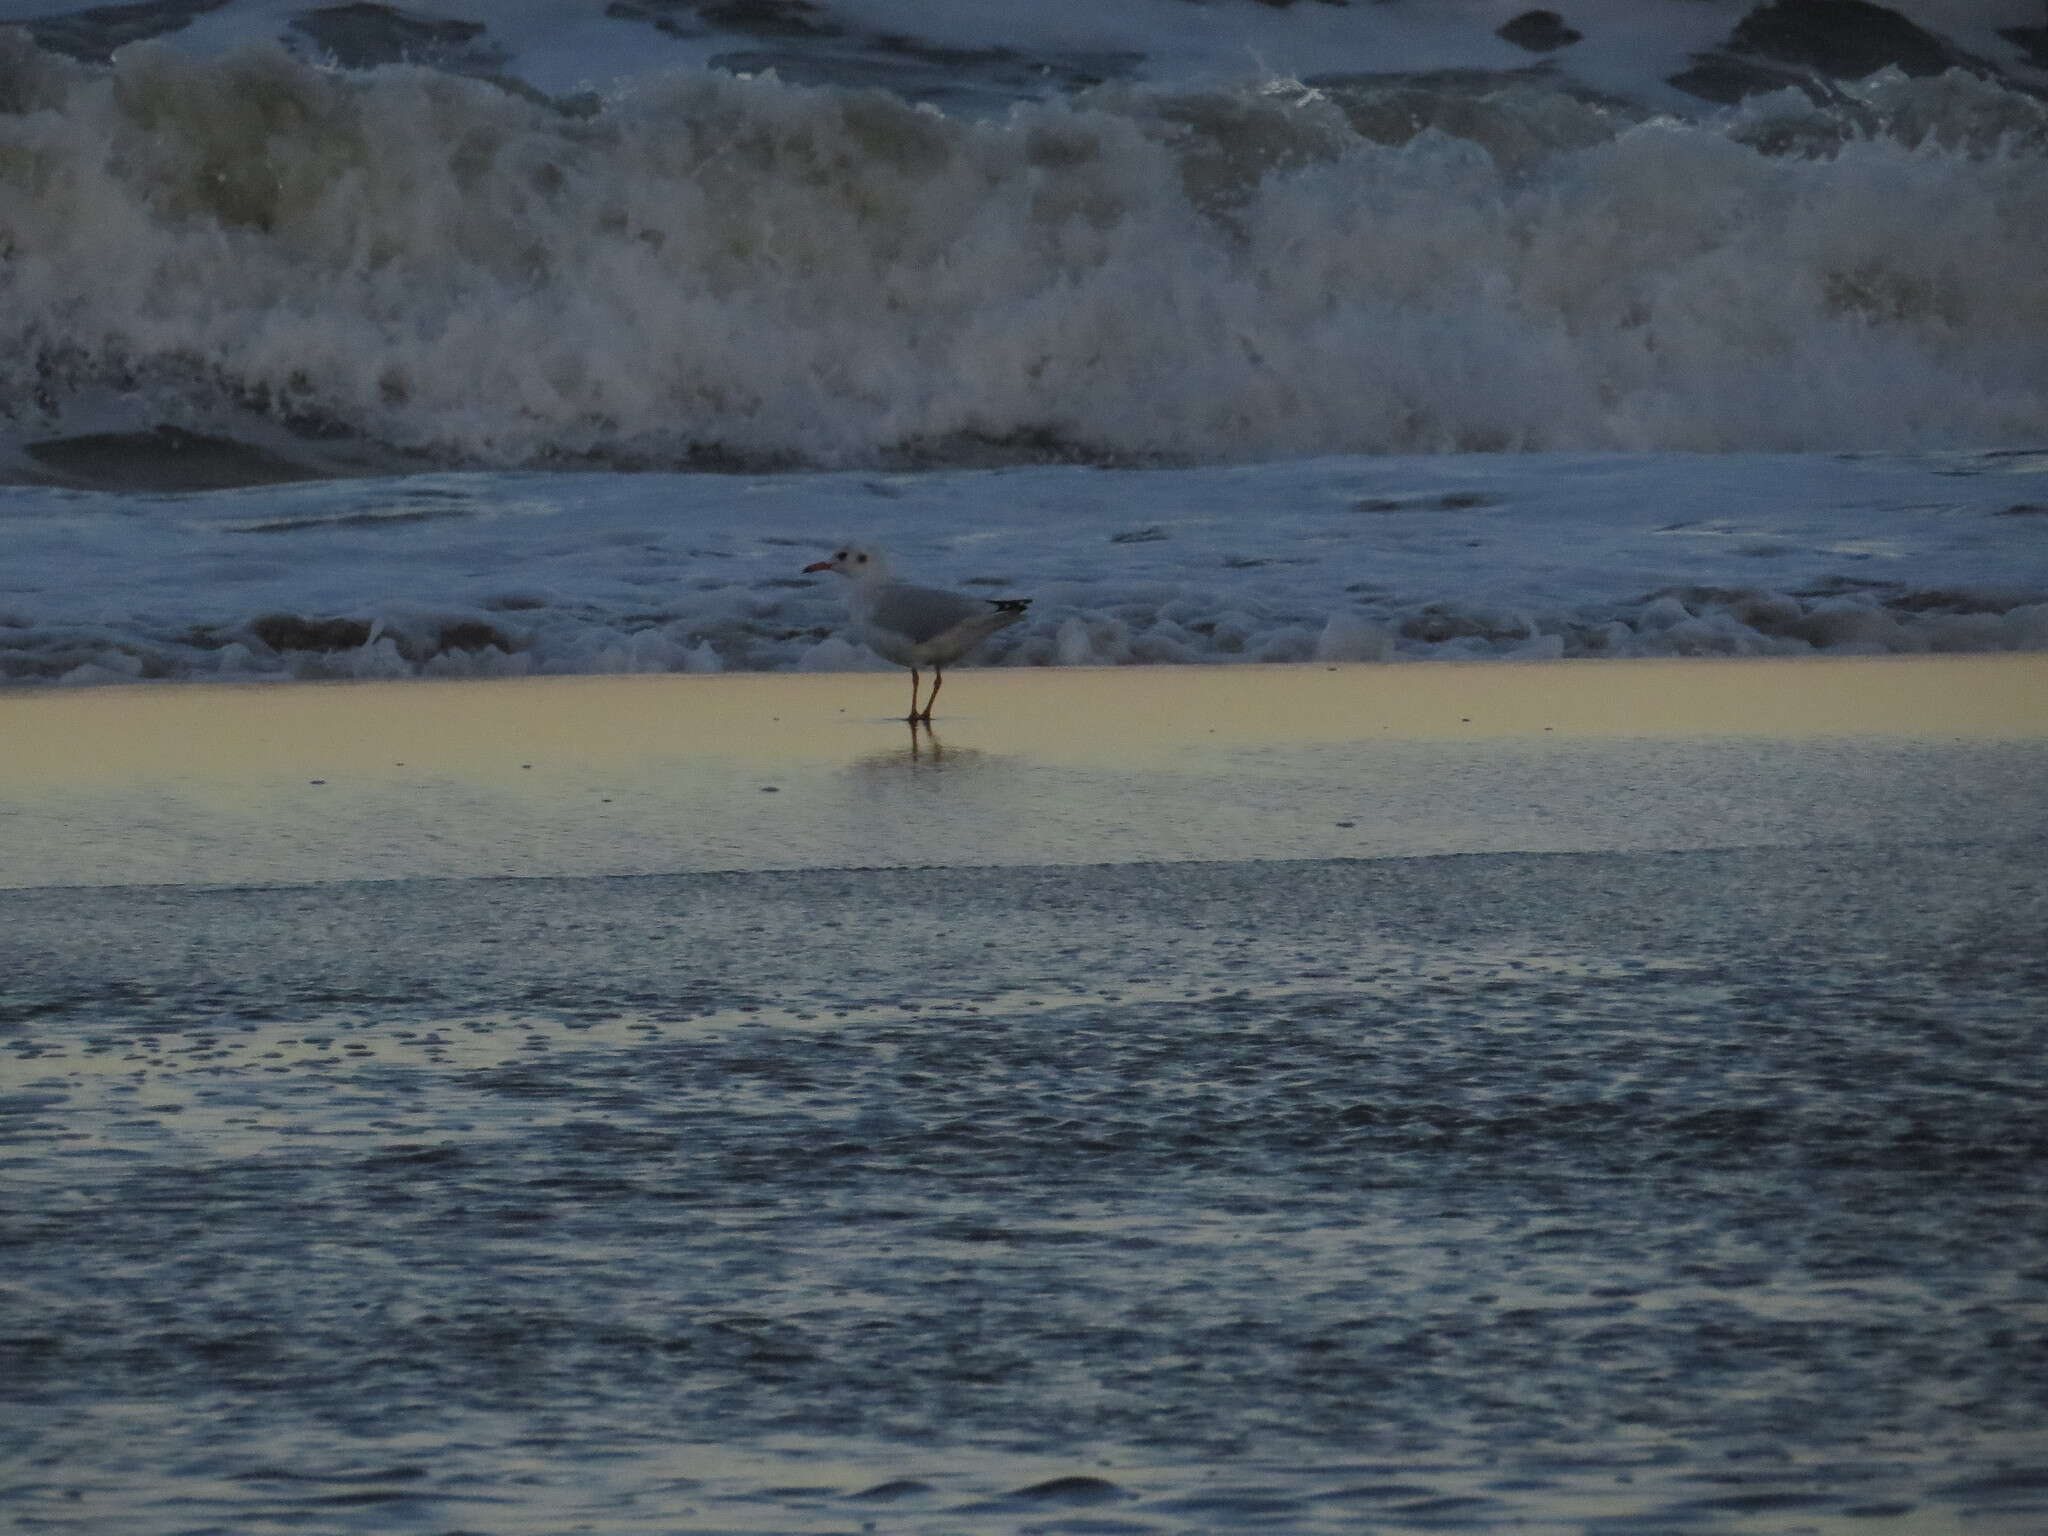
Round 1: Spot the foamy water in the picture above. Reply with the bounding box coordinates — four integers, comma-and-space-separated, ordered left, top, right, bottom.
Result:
2, 7, 2047, 473
4, 452, 2047, 685
0, 2, 2045, 683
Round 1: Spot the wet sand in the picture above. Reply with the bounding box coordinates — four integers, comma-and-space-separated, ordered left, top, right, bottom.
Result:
5, 655, 2047, 1536
3, 653, 2045, 888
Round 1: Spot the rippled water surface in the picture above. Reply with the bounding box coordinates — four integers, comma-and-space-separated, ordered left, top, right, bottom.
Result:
4, 844, 2046, 1533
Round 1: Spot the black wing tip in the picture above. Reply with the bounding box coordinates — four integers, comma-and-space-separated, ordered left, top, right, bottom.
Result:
989, 598, 1032, 613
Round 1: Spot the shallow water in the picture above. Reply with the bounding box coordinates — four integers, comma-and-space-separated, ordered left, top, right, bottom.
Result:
4, 842, 2045, 1534
6, 659, 2047, 889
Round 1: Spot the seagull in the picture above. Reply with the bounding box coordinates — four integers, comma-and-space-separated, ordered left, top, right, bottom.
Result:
802, 543, 1031, 723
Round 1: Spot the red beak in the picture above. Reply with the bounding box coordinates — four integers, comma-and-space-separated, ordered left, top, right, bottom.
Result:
802, 560, 832, 573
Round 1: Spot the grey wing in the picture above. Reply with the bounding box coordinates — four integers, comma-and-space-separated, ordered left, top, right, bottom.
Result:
865, 582, 988, 645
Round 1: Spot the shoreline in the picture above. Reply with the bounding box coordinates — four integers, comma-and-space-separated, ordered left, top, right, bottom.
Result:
6, 650, 2046, 767
4, 653, 2043, 890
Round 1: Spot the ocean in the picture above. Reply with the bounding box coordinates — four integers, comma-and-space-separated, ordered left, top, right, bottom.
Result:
6, 824, 2048, 1534
0, 0, 2045, 681
3, 4, 2048, 1533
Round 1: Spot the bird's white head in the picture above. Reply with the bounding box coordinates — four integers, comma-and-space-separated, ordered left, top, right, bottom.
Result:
802, 543, 892, 582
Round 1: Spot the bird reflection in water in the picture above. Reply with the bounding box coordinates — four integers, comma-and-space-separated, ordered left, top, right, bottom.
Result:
845, 721, 994, 778
836, 723, 1044, 860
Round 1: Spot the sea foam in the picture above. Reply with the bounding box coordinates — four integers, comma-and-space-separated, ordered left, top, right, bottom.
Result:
4, 453, 2045, 684
1, 35, 2045, 473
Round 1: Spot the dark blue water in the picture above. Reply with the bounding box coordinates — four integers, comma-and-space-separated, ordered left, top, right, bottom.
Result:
3, 843, 2045, 1533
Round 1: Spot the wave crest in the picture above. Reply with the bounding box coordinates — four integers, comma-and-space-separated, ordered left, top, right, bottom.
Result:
3, 34, 2046, 471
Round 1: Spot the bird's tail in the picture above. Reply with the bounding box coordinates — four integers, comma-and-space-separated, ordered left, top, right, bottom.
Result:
989, 599, 1032, 614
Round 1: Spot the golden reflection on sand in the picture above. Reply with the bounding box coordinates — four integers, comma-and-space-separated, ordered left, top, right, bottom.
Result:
3, 654, 2044, 890
1, 653, 2043, 794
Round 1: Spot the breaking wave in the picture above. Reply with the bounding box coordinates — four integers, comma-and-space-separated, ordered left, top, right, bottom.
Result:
2, 33, 2046, 472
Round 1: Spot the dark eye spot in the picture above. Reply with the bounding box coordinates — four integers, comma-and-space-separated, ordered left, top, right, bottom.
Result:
855, 553, 868, 563
834, 550, 847, 560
